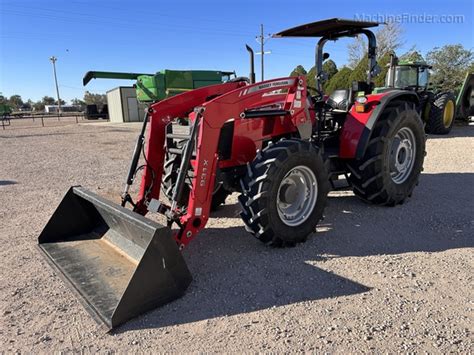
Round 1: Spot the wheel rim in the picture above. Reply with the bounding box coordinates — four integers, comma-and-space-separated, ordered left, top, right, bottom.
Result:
276, 165, 318, 227
443, 100, 455, 128
389, 127, 416, 184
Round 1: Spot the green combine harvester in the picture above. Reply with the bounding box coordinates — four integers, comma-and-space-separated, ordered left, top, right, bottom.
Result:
456, 72, 474, 120
83, 70, 236, 102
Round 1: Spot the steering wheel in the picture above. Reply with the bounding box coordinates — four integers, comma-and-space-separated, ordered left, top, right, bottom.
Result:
307, 86, 323, 101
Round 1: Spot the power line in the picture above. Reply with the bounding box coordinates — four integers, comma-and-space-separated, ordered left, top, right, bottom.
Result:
255, 24, 272, 81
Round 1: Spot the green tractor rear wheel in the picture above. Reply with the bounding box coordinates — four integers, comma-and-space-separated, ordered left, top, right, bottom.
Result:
425, 92, 457, 135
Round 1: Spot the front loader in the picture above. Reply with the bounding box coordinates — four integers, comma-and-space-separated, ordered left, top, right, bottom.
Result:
39, 18, 427, 330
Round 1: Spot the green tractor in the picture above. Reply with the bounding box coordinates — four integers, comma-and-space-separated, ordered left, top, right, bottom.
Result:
0, 103, 12, 128
83, 69, 236, 103
0, 103, 13, 117
374, 55, 457, 134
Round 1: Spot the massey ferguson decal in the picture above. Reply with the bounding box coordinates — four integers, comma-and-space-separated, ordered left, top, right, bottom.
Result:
240, 79, 296, 96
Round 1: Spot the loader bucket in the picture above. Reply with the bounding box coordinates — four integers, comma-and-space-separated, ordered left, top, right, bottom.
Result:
38, 186, 192, 330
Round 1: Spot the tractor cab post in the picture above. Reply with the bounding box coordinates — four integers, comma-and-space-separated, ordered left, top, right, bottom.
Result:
315, 28, 379, 93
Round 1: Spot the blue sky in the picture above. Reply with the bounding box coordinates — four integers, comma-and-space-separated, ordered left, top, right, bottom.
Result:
1, 0, 472, 102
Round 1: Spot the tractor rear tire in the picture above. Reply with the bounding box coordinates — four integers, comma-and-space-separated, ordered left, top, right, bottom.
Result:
239, 139, 329, 247
348, 101, 425, 206
162, 141, 230, 211
426, 92, 457, 134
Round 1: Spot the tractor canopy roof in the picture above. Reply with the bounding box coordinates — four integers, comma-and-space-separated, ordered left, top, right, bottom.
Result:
273, 18, 380, 38
397, 59, 431, 69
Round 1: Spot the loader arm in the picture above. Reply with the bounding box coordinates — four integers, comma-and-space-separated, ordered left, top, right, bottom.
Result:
136, 76, 310, 247
134, 81, 247, 214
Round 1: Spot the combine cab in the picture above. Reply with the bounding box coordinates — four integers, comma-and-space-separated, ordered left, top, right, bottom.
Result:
39, 18, 427, 329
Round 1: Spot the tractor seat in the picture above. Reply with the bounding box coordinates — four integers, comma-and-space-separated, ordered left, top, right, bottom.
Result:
326, 89, 352, 111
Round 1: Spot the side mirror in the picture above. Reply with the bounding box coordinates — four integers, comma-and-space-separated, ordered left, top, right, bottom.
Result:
318, 72, 329, 82
370, 64, 381, 77
323, 52, 330, 61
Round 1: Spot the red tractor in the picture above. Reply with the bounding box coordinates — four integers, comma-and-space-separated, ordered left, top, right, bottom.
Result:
38, 19, 426, 329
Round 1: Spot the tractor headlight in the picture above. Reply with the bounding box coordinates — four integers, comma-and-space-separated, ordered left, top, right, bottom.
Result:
355, 96, 368, 113
355, 96, 368, 104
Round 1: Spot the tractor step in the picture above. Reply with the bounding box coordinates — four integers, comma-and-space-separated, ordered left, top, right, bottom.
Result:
38, 186, 192, 330
168, 147, 195, 155
166, 133, 191, 140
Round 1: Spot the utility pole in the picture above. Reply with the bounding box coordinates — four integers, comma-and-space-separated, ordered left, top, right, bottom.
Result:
49, 56, 62, 114
255, 24, 271, 81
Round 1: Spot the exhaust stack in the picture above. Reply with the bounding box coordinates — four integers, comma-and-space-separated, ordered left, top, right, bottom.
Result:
246, 44, 256, 84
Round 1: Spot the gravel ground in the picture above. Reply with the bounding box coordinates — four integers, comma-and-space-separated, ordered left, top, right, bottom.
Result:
1, 120, 473, 352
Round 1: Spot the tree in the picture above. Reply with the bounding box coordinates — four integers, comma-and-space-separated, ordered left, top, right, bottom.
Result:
289, 65, 307, 77
33, 101, 45, 112
21, 100, 33, 111
42, 96, 56, 106
0, 93, 6, 104
84, 91, 107, 106
306, 66, 317, 93
348, 57, 369, 84
71, 98, 86, 109
325, 67, 353, 94
8, 95, 23, 109
426, 44, 474, 92
468, 61, 474, 74
55, 99, 66, 105
347, 22, 404, 69
373, 52, 393, 87
399, 46, 425, 62
322, 59, 338, 81
346, 51, 393, 89
376, 22, 404, 58
347, 35, 366, 69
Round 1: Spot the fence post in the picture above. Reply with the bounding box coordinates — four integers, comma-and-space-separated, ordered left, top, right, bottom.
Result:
41, 116, 44, 127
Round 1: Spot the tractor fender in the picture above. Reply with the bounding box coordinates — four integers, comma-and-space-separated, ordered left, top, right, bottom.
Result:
339, 90, 419, 159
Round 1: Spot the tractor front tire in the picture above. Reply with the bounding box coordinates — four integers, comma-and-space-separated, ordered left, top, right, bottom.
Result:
426, 92, 457, 134
348, 101, 426, 206
162, 142, 191, 208
162, 142, 230, 211
239, 139, 329, 247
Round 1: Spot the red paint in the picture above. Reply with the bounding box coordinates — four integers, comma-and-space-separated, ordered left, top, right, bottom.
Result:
133, 77, 392, 246
339, 93, 386, 158
134, 77, 311, 246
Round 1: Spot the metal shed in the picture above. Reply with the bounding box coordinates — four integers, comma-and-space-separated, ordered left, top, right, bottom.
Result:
106, 87, 147, 123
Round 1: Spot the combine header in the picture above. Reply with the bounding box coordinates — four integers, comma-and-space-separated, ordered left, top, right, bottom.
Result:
39, 18, 427, 329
